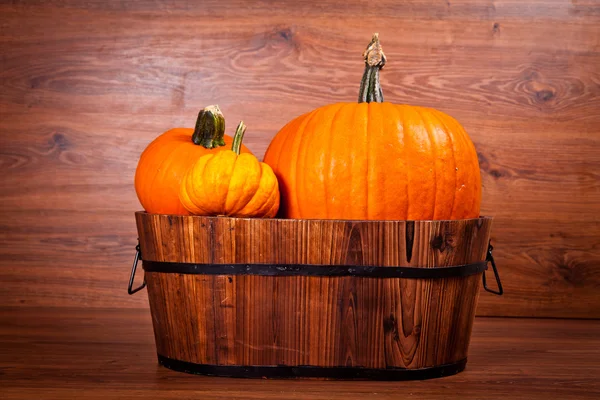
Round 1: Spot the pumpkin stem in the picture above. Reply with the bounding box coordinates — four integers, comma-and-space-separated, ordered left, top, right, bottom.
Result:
191, 105, 226, 148
358, 33, 386, 103
231, 121, 246, 155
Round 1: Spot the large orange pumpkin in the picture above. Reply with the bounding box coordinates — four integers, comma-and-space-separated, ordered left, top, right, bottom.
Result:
263, 34, 481, 220
135, 106, 251, 215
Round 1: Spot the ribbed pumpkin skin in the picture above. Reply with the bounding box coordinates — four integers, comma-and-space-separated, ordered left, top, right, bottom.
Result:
179, 151, 280, 218
263, 102, 481, 220
134, 128, 250, 215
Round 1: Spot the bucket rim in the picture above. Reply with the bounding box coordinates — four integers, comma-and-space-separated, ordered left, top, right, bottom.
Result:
135, 211, 493, 224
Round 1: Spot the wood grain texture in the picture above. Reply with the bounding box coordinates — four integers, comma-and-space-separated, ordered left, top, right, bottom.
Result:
1, 0, 599, 317
137, 213, 491, 370
1, 307, 600, 399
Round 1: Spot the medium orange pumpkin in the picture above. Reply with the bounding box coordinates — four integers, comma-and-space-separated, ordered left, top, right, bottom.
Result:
263, 34, 481, 220
135, 106, 251, 215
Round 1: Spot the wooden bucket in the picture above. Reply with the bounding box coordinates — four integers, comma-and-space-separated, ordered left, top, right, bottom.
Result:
132, 212, 494, 380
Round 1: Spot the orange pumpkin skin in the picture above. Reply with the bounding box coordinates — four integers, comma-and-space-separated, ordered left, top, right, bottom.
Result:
135, 128, 250, 215
263, 102, 481, 220
179, 122, 280, 218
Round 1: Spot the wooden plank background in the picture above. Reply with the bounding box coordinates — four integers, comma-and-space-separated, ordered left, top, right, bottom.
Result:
1, 0, 599, 318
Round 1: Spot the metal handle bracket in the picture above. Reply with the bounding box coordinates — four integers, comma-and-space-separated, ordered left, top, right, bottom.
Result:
483, 241, 503, 295
128, 243, 146, 295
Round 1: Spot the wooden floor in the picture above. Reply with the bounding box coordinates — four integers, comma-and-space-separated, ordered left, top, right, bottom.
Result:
1, 307, 599, 400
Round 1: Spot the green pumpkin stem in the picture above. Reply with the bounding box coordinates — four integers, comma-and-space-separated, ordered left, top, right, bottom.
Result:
231, 121, 246, 155
191, 105, 226, 148
358, 33, 386, 103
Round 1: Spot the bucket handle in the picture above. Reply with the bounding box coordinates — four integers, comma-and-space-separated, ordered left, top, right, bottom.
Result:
483, 241, 503, 295
128, 242, 146, 295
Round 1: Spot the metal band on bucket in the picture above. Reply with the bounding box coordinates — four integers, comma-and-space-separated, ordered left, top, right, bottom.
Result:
157, 354, 467, 380
142, 260, 487, 278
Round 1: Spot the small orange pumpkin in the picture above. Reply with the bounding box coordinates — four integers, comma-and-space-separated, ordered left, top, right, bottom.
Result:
264, 34, 481, 220
134, 106, 251, 215
179, 121, 280, 218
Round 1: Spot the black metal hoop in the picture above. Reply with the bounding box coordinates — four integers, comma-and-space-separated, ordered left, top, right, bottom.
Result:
157, 354, 467, 381
129, 242, 502, 294
141, 260, 487, 278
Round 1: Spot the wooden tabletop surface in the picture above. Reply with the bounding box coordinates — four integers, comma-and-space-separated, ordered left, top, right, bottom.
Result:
1, 307, 599, 400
